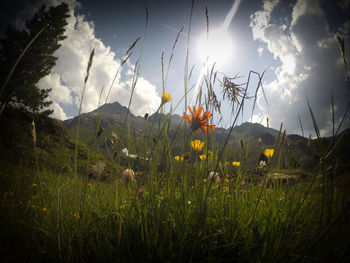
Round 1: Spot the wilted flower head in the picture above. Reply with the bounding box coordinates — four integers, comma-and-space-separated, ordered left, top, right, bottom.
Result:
136, 187, 145, 197
191, 139, 204, 151
184, 152, 191, 161
121, 168, 135, 182
182, 106, 216, 135
208, 172, 220, 184
263, 148, 274, 158
161, 92, 172, 104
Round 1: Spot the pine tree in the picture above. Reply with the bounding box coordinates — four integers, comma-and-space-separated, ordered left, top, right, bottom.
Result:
0, 3, 70, 116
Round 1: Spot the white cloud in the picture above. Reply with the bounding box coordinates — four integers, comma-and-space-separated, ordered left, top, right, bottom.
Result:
50, 101, 69, 120
31, 0, 161, 120
38, 73, 72, 104
250, 0, 350, 137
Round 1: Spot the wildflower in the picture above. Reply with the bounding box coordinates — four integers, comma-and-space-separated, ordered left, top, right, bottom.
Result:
42, 208, 47, 212
73, 212, 80, 219
259, 160, 266, 169
199, 154, 207, 161
208, 151, 213, 157
121, 168, 135, 183
88, 183, 92, 188
232, 161, 240, 167
174, 156, 184, 162
225, 178, 230, 183
120, 205, 125, 209
203, 178, 207, 183
32, 183, 37, 187
191, 139, 204, 151
182, 106, 216, 135
161, 92, 172, 104
263, 148, 274, 158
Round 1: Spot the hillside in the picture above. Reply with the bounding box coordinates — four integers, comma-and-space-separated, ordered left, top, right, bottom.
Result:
61, 101, 350, 172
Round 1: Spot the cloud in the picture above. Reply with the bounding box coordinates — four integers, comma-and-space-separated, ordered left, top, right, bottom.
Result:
27, 0, 161, 120
250, 0, 350, 137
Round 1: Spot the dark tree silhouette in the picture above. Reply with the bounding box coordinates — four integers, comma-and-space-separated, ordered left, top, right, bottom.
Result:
0, 3, 70, 116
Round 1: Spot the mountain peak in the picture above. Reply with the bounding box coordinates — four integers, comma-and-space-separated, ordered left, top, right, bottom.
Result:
92, 101, 130, 116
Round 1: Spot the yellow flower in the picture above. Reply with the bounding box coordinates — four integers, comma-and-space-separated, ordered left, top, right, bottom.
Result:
263, 148, 274, 158
32, 183, 37, 187
174, 156, 180, 161
191, 139, 204, 151
161, 92, 172, 104
73, 212, 80, 219
203, 178, 207, 183
120, 205, 125, 209
225, 178, 230, 183
232, 161, 240, 167
42, 208, 47, 212
199, 154, 207, 160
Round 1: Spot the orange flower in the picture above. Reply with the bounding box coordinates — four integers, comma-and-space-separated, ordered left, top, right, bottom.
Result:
182, 106, 216, 135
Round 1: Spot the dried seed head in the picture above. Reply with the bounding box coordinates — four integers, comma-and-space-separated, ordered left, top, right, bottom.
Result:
110, 132, 118, 145
240, 138, 244, 149
31, 120, 37, 146
280, 129, 286, 145
97, 127, 104, 138
307, 134, 312, 147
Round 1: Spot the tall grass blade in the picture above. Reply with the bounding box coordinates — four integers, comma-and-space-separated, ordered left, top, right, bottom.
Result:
298, 113, 304, 137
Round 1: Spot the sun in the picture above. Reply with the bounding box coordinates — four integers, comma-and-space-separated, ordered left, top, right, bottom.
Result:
197, 27, 233, 67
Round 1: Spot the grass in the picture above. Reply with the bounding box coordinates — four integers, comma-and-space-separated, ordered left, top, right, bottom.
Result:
1, 4, 350, 263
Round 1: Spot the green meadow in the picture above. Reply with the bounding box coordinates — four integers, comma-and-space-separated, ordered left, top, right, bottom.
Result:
0, 3, 350, 263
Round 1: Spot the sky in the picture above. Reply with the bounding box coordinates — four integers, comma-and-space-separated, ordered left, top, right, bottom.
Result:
1, 0, 350, 137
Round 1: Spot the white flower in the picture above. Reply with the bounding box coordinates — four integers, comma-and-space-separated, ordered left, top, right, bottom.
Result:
259, 160, 266, 169
122, 148, 129, 156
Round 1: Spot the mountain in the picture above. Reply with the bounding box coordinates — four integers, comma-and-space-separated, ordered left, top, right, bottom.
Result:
61, 101, 350, 172
62, 101, 284, 145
